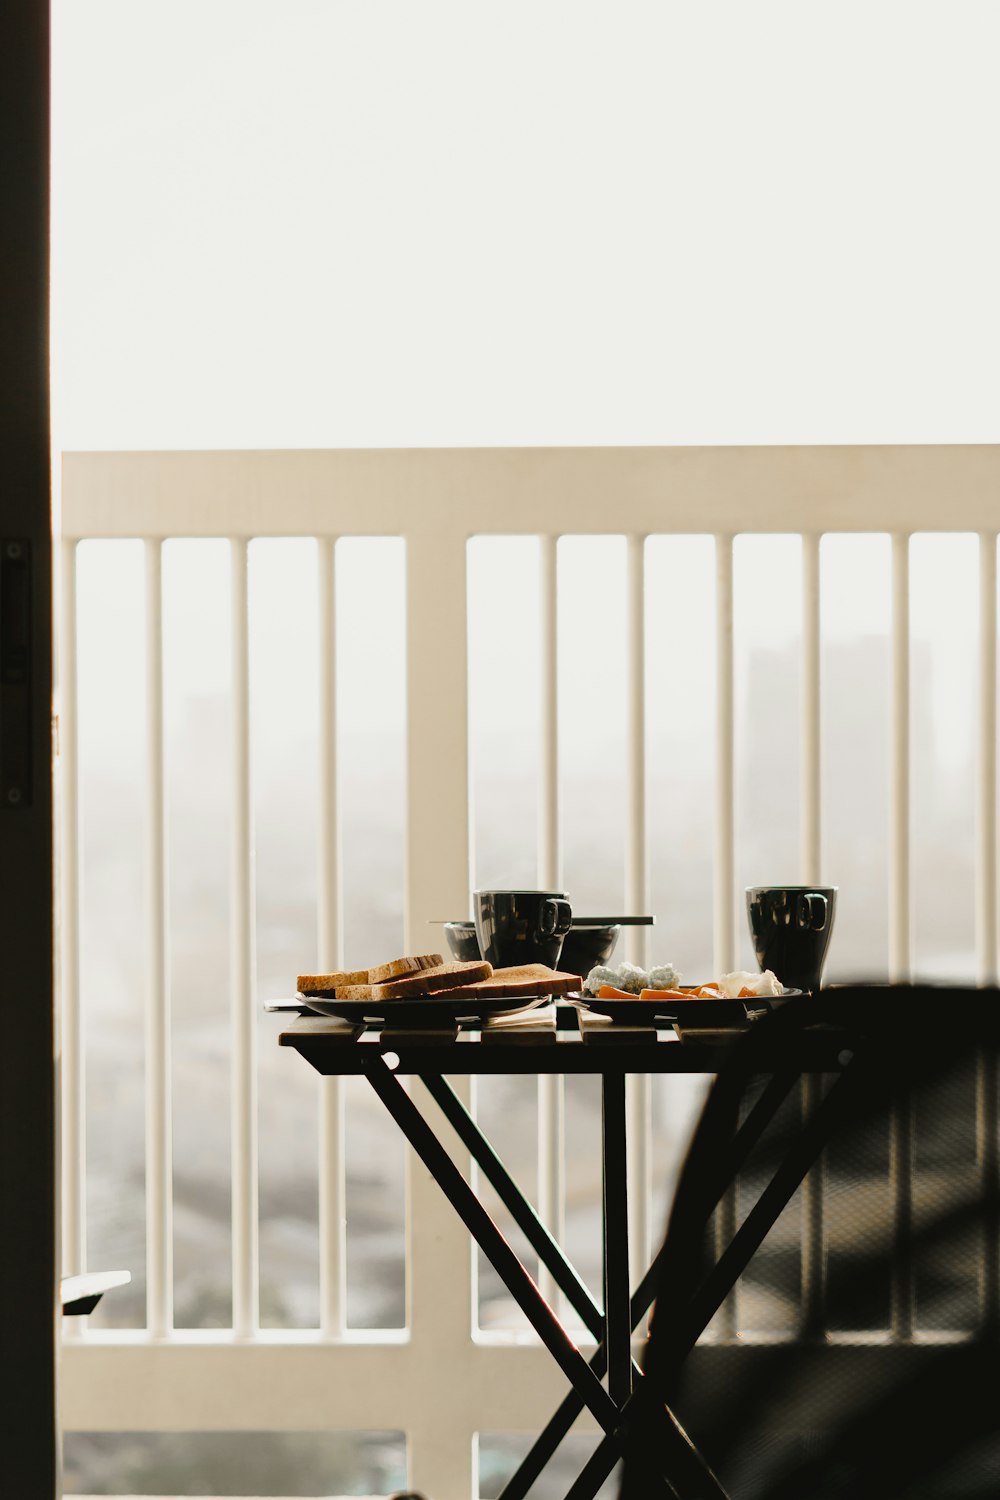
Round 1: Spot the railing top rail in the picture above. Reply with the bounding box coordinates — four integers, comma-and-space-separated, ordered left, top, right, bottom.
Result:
62, 445, 1000, 540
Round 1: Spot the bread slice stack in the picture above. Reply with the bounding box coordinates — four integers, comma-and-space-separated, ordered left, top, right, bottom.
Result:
297, 954, 583, 1006
297, 953, 447, 997
335, 960, 493, 1000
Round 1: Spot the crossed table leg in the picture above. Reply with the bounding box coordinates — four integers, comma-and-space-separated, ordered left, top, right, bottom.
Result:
361, 1051, 852, 1499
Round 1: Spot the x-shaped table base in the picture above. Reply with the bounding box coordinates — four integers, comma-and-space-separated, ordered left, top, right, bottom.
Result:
361, 1051, 862, 1499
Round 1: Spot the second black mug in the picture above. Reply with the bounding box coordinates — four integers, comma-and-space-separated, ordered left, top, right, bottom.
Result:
473, 890, 573, 970
746, 885, 837, 992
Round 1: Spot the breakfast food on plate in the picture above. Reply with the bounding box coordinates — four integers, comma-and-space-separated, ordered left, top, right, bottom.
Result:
641, 966, 791, 1002
638, 984, 752, 999
437, 964, 583, 999
584, 960, 680, 996
597, 969, 786, 1002
335, 960, 492, 1000
297, 954, 444, 996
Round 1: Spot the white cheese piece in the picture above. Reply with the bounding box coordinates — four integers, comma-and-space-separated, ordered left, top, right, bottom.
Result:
718, 969, 785, 998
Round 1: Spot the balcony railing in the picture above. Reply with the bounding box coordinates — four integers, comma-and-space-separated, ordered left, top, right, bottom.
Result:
57, 445, 1000, 1499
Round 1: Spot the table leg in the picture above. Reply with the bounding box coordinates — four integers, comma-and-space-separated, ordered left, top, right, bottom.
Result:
498, 1070, 799, 1500
370, 1061, 693, 1498
581, 1397, 733, 1500
363, 1056, 621, 1437
420, 1072, 603, 1339
565, 1433, 639, 1500
496, 1253, 666, 1500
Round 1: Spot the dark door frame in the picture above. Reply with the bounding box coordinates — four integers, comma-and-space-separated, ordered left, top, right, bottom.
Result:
0, 3, 58, 1495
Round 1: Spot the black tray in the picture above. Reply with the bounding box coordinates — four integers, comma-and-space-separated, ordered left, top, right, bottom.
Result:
294, 992, 550, 1027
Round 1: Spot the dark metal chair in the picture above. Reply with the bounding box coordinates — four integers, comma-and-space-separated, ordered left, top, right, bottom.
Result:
620, 986, 1000, 1499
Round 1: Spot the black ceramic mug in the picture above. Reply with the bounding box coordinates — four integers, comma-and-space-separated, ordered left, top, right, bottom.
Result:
473, 890, 573, 970
746, 886, 838, 992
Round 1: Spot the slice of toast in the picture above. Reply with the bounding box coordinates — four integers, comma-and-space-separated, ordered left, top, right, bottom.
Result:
368, 952, 444, 984
297, 968, 369, 995
431, 963, 582, 1000
336, 960, 492, 1000
298, 953, 443, 996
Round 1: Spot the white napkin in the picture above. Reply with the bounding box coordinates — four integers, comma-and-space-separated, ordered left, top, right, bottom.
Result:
481, 1002, 557, 1030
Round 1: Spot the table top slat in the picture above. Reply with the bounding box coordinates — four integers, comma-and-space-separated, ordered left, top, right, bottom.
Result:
578, 1010, 659, 1045
379, 1024, 460, 1045
481, 1023, 558, 1045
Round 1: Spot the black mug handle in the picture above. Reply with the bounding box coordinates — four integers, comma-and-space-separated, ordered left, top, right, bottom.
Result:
537, 898, 572, 940
797, 892, 828, 932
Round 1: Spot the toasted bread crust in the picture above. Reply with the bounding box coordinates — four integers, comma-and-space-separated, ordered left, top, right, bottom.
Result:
367, 952, 444, 984
336, 960, 492, 1000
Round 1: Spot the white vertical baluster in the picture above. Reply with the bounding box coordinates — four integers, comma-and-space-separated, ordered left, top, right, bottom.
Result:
230, 538, 258, 1338
715, 534, 737, 1336
800, 532, 825, 1334
889, 532, 913, 1341
317, 537, 345, 1339
977, 532, 999, 1333
537, 534, 565, 1310
889, 533, 912, 984
404, 527, 475, 1500
625, 535, 651, 1285
536, 1071, 565, 1317
801, 533, 822, 885
144, 539, 172, 1337
538, 535, 560, 888
59, 539, 86, 1295
715, 535, 736, 977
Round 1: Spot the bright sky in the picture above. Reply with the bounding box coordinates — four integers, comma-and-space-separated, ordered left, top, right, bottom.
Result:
51, 1, 1000, 451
